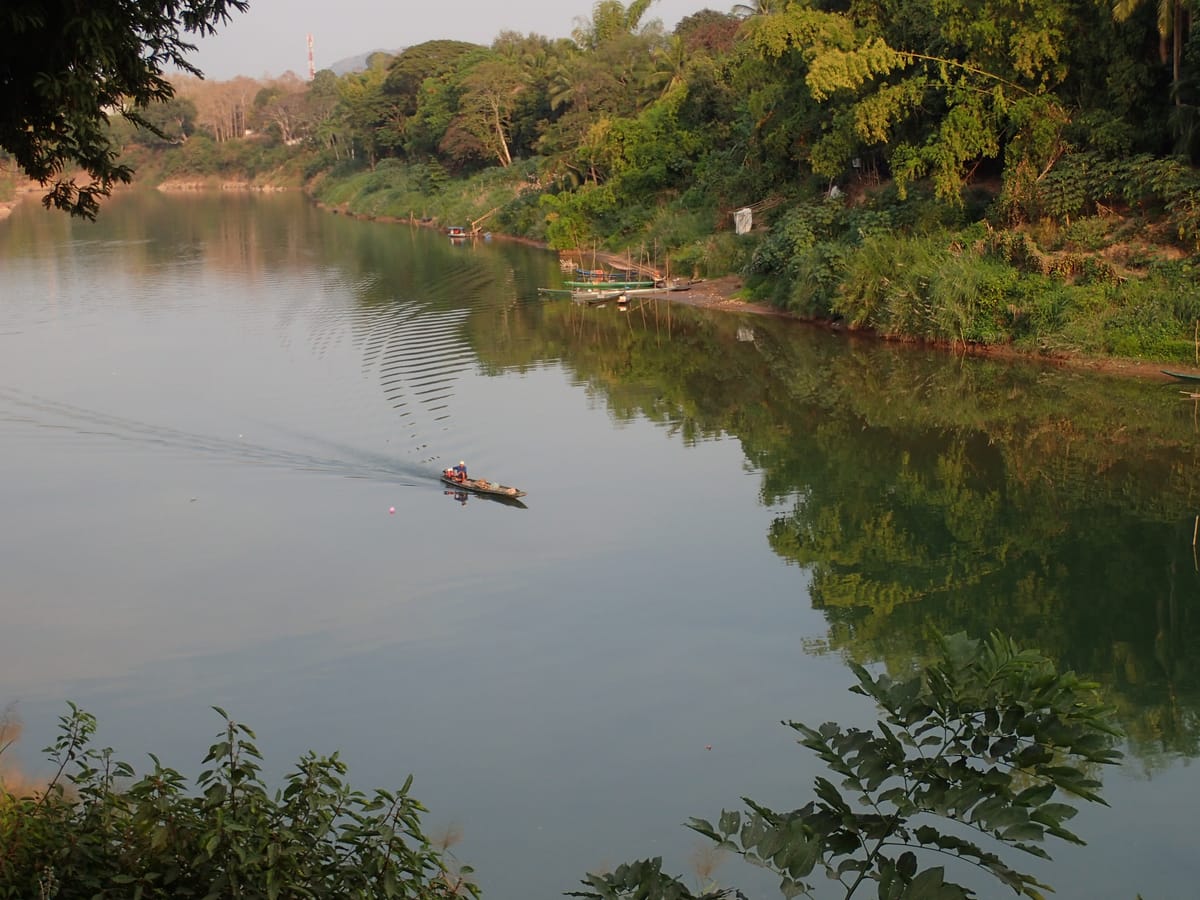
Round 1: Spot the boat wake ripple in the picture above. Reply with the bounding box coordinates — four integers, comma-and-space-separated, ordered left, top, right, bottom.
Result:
357, 303, 475, 459
0, 387, 433, 486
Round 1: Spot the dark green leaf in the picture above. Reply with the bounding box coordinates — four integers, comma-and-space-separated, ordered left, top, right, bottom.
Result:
1013, 783, 1054, 807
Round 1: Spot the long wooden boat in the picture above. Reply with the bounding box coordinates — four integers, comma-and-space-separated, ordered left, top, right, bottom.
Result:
441, 472, 526, 498
572, 289, 628, 303
539, 282, 694, 302
1162, 370, 1200, 382
569, 267, 649, 283
571, 286, 665, 303
443, 486, 528, 509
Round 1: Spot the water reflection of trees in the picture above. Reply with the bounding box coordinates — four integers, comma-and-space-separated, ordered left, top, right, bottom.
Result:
30, 191, 1189, 766
500, 300, 1200, 766
44, 195, 1191, 766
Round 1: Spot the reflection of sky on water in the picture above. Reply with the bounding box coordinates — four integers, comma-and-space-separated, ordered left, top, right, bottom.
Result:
2, 193, 1197, 900
1, 377, 840, 897
0, 196, 836, 898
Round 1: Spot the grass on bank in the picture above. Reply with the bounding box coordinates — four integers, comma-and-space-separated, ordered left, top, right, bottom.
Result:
120, 137, 308, 189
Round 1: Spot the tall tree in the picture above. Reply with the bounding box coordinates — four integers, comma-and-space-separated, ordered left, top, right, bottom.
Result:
252, 74, 310, 144
306, 69, 346, 158
491, 31, 565, 160
336, 52, 395, 166
1112, 0, 1192, 101
674, 9, 742, 55
573, 0, 659, 48
450, 58, 527, 167
541, 32, 666, 183
0, 0, 248, 217
380, 40, 484, 160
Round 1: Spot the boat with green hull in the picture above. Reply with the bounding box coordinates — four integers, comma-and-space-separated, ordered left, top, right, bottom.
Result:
562, 280, 656, 290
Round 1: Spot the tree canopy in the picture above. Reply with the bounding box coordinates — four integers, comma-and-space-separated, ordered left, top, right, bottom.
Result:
0, 0, 248, 217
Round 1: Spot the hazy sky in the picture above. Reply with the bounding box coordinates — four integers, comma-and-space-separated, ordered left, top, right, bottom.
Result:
189, 0, 722, 80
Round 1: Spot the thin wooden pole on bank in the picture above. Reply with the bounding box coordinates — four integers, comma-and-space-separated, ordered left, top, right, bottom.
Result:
1193, 515, 1199, 572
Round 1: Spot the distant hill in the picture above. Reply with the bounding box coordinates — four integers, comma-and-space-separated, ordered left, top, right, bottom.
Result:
325, 49, 403, 75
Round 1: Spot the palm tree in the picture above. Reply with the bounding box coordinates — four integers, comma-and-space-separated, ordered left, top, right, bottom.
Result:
731, 0, 790, 19
650, 34, 690, 97
1112, 0, 1192, 106
573, 0, 658, 48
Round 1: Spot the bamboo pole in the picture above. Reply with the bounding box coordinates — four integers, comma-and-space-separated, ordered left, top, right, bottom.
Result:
1192, 515, 1199, 572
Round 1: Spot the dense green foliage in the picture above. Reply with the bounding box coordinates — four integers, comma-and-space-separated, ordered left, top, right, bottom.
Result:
0, 705, 474, 899
572, 632, 1122, 900
276, 0, 1198, 361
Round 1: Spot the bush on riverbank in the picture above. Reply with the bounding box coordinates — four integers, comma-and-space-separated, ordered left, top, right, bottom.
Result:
311, 159, 546, 237
0, 705, 474, 899
121, 138, 307, 190
725, 180, 1200, 361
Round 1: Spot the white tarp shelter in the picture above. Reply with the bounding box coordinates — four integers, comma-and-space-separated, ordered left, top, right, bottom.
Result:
734, 207, 753, 235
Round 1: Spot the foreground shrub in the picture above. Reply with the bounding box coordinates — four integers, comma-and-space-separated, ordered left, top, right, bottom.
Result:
575, 632, 1122, 900
0, 706, 474, 899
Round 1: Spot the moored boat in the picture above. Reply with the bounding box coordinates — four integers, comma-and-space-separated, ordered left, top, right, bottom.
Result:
568, 267, 648, 283
1162, 370, 1200, 382
570, 286, 665, 303
571, 289, 628, 303
562, 279, 656, 289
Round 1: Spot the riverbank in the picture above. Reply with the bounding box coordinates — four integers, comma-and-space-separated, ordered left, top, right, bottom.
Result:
306, 158, 1200, 374
0, 183, 40, 220
5, 171, 1193, 385
305, 190, 1200, 384
655, 272, 1196, 383
157, 179, 296, 193
0, 171, 297, 219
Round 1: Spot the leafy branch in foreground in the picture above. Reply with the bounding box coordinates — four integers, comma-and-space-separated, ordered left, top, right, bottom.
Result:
573, 632, 1122, 900
0, 704, 474, 899
0, 1, 249, 218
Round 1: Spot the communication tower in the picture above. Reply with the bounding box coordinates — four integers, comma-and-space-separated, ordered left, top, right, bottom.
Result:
307, 34, 315, 80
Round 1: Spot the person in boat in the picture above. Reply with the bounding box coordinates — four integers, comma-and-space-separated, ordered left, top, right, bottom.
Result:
452, 460, 468, 482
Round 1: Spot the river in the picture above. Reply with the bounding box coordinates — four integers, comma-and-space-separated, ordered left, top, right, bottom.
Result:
1, 191, 1197, 898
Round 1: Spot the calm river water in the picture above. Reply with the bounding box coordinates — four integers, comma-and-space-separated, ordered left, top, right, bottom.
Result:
2, 192, 1198, 898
